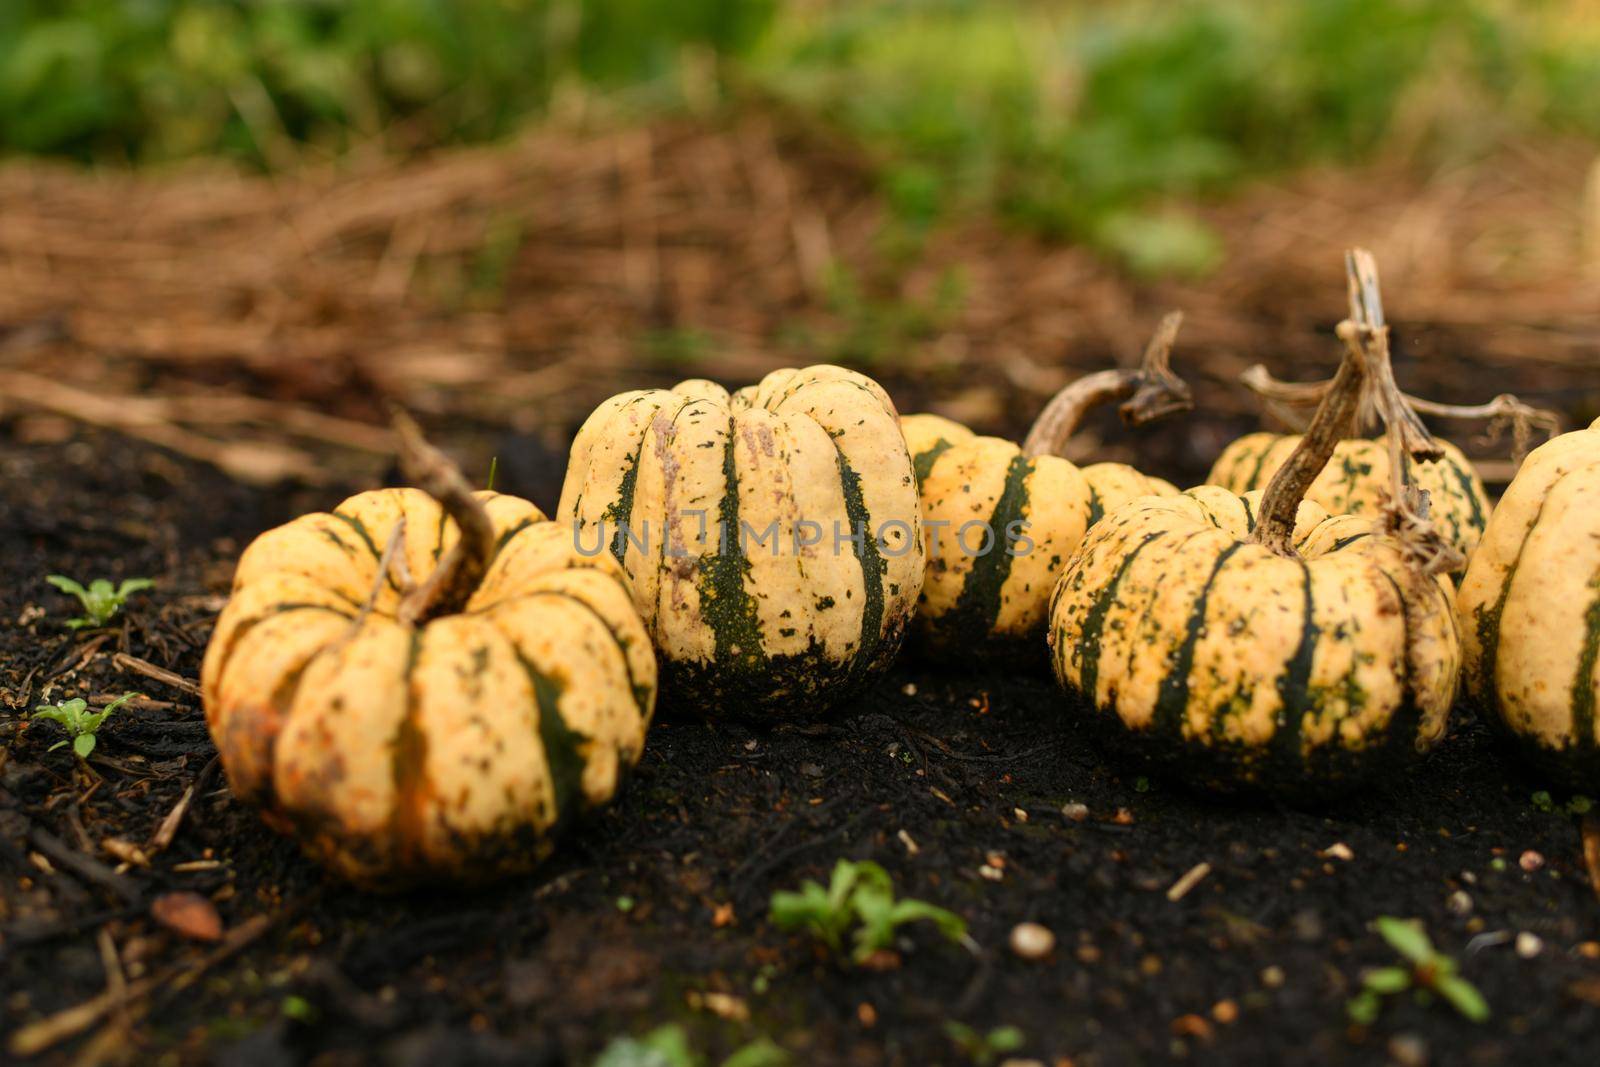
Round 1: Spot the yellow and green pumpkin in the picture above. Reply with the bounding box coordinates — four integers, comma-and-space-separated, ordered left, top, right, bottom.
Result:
1049, 303, 1460, 798
202, 482, 656, 887
559, 365, 923, 714
1458, 416, 1600, 789
899, 328, 1189, 661
900, 413, 1177, 661
1047, 486, 1459, 797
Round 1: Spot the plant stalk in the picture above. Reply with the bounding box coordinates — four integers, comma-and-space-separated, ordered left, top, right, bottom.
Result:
393, 411, 496, 625
1020, 310, 1191, 458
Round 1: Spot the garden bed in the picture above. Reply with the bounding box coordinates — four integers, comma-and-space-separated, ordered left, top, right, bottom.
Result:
4, 416, 1600, 1067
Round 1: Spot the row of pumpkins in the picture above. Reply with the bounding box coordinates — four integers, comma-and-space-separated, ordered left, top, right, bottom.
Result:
200, 253, 1599, 887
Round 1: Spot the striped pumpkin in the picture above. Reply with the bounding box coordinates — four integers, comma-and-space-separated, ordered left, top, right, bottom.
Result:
1048, 485, 1460, 797
201, 485, 656, 887
1208, 432, 1489, 570
1458, 417, 1600, 788
902, 411, 1176, 659
1052, 261, 1464, 800
559, 365, 923, 714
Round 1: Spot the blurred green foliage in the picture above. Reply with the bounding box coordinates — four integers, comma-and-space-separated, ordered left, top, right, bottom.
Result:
754, 0, 1600, 273
3, 1, 1596, 274
0, 0, 773, 161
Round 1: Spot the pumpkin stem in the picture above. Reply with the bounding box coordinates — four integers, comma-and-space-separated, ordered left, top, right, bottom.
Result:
1237, 352, 1560, 471
393, 411, 496, 625
1250, 252, 1379, 557
1020, 310, 1192, 459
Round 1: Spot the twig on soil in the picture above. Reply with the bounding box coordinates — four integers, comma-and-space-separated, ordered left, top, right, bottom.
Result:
111, 653, 200, 697
26, 826, 141, 905
6, 911, 280, 1059
1166, 862, 1212, 902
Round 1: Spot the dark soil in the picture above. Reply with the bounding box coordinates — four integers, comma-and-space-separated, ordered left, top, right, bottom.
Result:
4, 415, 1600, 1067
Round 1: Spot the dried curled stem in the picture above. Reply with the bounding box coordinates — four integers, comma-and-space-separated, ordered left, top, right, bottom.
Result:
1239, 344, 1561, 469
393, 410, 496, 625
1020, 310, 1192, 459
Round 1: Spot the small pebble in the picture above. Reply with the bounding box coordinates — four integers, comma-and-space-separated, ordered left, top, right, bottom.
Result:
1321, 842, 1355, 861
1010, 922, 1056, 960
1516, 931, 1544, 959
1260, 965, 1285, 989
979, 864, 1004, 882
1520, 849, 1545, 872
1388, 1033, 1428, 1067
1112, 808, 1135, 826
1446, 890, 1474, 916
857, 1002, 877, 1027
1170, 1014, 1213, 1041
1014, 807, 1029, 823
1579, 942, 1600, 959
1211, 1000, 1239, 1025
901, 683, 917, 697
1062, 802, 1089, 822
1076, 944, 1101, 964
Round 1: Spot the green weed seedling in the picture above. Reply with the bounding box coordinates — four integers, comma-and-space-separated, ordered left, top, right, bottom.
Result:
944, 1022, 1025, 1066
1347, 916, 1489, 1025
769, 859, 968, 965
32, 693, 140, 758
46, 575, 153, 629
592, 1024, 787, 1067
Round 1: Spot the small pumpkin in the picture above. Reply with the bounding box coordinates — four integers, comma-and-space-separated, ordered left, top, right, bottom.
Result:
201, 418, 656, 886
900, 314, 1189, 661
1049, 252, 1461, 797
558, 365, 923, 714
1208, 359, 1558, 571
1458, 416, 1600, 789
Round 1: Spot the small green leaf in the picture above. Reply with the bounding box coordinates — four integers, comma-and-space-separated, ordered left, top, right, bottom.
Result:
1435, 975, 1490, 1022
594, 1024, 698, 1067
46, 575, 88, 600
1375, 917, 1435, 965
74, 733, 96, 758
1362, 966, 1411, 994
1347, 991, 1381, 1025
1569, 795, 1594, 815
985, 1026, 1025, 1054
48, 739, 68, 753
720, 1037, 788, 1067
1532, 790, 1554, 812
281, 994, 316, 1022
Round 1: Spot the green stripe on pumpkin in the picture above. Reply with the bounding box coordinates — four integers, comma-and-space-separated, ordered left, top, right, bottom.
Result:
832, 439, 888, 681
1074, 530, 1163, 703
391, 630, 428, 870
1152, 541, 1246, 741
1476, 492, 1553, 710
1242, 443, 1277, 492
1572, 565, 1600, 753
510, 589, 653, 720
1269, 561, 1319, 767
698, 419, 768, 679
912, 439, 957, 485
946, 454, 1033, 642
523, 655, 587, 827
